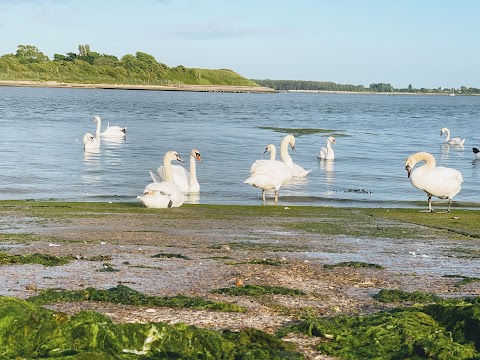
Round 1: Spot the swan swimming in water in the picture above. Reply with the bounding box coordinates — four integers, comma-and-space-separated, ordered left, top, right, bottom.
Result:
250, 144, 276, 173
137, 151, 185, 208
317, 136, 336, 160
152, 148, 202, 193
82, 132, 100, 153
473, 147, 480, 160
440, 127, 465, 146
405, 151, 463, 213
94, 116, 126, 138
244, 135, 295, 202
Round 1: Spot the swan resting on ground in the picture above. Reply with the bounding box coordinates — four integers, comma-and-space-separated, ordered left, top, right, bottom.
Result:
440, 127, 465, 146
405, 151, 463, 213
82, 132, 100, 152
152, 149, 202, 193
250, 144, 276, 173
244, 134, 295, 202
94, 115, 126, 138
137, 151, 185, 208
317, 136, 336, 160
473, 147, 480, 160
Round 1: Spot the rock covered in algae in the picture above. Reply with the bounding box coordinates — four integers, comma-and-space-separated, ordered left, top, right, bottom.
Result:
278, 300, 480, 359
0, 297, 303, 359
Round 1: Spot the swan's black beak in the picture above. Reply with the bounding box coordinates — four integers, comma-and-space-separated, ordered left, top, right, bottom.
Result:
406, 165, 411, 178
176, 155, 185, 163
291, 144, 296, 152
263, 147, 269, 154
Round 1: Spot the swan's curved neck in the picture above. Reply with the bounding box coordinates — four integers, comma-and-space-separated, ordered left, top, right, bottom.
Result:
280, 139, 293, 168
164, 155, 174, 182
189, 154, 197, 185
270, 147, 276, 160
444, 129, 451, 141
411, 152, 436, 171
95, 118, 101, 136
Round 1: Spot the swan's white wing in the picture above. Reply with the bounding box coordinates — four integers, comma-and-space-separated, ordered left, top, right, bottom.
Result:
411, 166, 463, 199
245, 160, 293, 189
250, 159, 269, 174
318, 147, 327, 159
292, 163, 311, 178
101, 123, 126, 138
150, 171, 162, 183
157, 165, 190, 192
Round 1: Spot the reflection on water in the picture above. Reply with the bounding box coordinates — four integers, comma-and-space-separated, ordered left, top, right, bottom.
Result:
185, 192, 200, 204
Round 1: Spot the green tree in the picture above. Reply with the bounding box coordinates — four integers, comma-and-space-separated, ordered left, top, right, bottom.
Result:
15, 45, 49, 63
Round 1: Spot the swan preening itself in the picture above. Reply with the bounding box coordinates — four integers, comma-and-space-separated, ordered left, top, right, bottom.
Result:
137, 151, 185, 208
440, 127, 465, 146
405, 151, 463, 213
317, 136, 336, 160
82, 132, 100, 152
94, 116, 126, 138
473, 147, 480, 160
244, 134, 295, 202
151, 149, 202, 193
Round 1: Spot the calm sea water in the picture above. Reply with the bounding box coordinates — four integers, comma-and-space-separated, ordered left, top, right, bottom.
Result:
0, 86, 479, 207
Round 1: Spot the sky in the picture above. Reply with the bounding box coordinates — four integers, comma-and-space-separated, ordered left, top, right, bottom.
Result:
0, 0, 478, 89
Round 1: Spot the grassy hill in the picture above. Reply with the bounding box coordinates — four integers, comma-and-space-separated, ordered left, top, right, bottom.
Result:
0, 45, 259, 87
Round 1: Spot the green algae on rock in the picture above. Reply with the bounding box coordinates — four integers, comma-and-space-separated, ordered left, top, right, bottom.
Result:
211, 285, 306, 297
324, 261, 384, 270
373, 289, 443, 304
0, 297, 303, 359
28, 284, 246, 313
0, 251, 73, 266
278, 301, 480, 359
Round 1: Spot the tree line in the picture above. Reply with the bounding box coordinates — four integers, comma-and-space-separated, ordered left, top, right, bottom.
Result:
252, 79, 480, 95
0, 44, 258, 87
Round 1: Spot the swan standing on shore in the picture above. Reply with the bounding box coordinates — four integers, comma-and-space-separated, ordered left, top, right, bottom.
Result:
152, 149, 202, 193
250, 144, 276, 173
317, 136, 336, 160
94, 116, 126, 138
137, 151, 185, 208
440, 127, 465, 146
405, 151, 463, 213
82, 132, 100, 152
244, 135, 295, 202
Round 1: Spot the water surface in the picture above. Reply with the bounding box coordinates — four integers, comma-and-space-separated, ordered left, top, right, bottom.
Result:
0, 87, 478, 207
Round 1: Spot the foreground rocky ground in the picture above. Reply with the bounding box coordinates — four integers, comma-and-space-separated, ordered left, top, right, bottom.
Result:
0, 202, 479, 359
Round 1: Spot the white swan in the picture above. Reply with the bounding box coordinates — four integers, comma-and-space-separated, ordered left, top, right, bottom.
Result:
94, 116, 126, 138
405, 151, 463, 213
250, 144, 276, 173
244, 135, 295, 202
440, 127, 465, 146
152, 149, 202, 193
473, 147, 480, 160
82, 132, 100, 152
284, 135, 311, 178
317, 136, 336, 160
137, 151, 185, 208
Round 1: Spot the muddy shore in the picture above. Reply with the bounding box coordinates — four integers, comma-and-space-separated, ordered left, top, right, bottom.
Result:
0, 202, 479, 359
0, 80, 277, 93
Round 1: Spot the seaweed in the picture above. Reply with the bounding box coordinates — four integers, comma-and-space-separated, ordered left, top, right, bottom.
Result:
0, 252, 73, 266
0, 297, 303, 359
152, 252, 191, 260
373, 289, 443, 303
324, 261, 384, 270
211, 285, 306, 297
258, 126, 349, 137
278, 301, 480, 359
28, 284, 246, 313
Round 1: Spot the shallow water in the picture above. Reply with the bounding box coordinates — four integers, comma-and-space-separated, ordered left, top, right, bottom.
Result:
0, 87, 479, 207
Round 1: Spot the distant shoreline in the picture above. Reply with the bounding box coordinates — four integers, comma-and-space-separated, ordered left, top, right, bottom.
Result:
0, 80, 475, 96
0, 80, 277, 94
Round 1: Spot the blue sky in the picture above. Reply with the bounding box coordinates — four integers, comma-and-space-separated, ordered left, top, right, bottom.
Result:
0, 0, 478, 88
